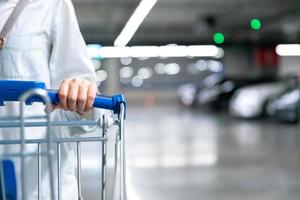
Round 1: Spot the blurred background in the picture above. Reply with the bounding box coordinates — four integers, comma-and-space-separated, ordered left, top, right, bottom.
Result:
75, 0, 300, 199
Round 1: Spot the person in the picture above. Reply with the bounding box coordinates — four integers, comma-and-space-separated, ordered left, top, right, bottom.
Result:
0, 0, 100, 199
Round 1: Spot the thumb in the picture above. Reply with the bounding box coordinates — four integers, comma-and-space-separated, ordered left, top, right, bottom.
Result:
44, 104, 58, 113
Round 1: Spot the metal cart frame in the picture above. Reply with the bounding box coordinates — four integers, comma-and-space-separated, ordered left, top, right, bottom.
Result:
0, 88, 127, 200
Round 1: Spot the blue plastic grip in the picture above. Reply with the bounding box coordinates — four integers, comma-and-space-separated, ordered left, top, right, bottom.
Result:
0, 80, 126, 116
48, 90, 126, 115
0, 160, 17, 200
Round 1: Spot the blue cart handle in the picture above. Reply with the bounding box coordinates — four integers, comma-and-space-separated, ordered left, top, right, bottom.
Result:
0, 80, 126, 116
48, 90, 126, 115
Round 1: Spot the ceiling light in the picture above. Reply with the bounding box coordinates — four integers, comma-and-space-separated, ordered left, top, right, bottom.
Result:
188, 45, 220, 57
114, 0, 157, 46
159, 45, 188, 57
276, 44, 300, 56
98, 47, 130, 58
130, 46, 159, 57
96, 45, 223, 58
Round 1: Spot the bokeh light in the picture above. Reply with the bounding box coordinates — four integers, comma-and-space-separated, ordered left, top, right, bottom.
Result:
154, 63, 166, 74
131, 76, 144, 87
250, 18, 262, 30
165, 63, 180, 75
120, 66, 134, 78
213, 32, 225, 44
120, 57, 133, 65
92, 59, 101, 70
96, 70, 108, 81
138, 67, 153, 79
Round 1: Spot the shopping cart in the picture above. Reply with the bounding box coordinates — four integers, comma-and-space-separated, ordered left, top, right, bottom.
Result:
0, 80, 127, 200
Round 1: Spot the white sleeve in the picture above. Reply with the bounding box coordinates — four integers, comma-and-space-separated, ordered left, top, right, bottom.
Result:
49, 0, 99, 89
49, 0, 102, 134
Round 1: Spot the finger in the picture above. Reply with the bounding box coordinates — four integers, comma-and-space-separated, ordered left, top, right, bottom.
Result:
77, 84, 88, 113
52, 104, 62, 110
85, 84, 98, 112
44, 104, 55, 113
68, 79, 80, 112
58, 80, 70, 110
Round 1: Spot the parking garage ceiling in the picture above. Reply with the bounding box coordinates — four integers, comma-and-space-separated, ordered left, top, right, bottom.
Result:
73, 0, 300, 45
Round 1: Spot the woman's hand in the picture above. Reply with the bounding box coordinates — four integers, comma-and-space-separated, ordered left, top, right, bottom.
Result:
52, 78, 98, 113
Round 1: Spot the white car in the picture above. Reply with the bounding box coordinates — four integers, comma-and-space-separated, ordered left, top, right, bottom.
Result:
229, 83, 286, 118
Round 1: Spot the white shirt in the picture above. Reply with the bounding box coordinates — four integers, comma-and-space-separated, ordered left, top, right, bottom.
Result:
0, 0, 97, 85
0, 0, 99, 199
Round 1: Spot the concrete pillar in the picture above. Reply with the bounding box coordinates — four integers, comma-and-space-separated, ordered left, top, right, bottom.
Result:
223, 47, 253, 78
105, 58, 121, 95
279, 56, 300, 76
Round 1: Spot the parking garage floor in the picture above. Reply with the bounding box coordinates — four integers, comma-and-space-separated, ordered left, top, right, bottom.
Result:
83, 105, 300, 200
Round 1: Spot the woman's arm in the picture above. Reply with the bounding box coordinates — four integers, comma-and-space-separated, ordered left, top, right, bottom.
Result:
49, 0, 100, 113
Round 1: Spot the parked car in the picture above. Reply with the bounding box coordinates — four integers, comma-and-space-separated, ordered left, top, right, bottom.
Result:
229, 75, 299, 118
177, 72, 224, 106
266, 88, 300, 123
178, 72, 277, 109
229, 83, 286, 118
196, 76, 277, 110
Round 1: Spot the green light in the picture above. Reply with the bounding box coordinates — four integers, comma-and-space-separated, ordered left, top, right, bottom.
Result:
251, 18, 262, 30
213, 32, 225, 44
